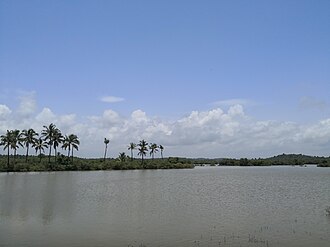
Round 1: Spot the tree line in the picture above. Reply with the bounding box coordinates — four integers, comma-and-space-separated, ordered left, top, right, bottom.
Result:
0, 123, 170, 172
0, 123, 79, 171
104, 138, 164, 163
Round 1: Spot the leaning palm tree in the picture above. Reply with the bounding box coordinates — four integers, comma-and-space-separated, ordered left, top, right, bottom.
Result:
10, 129, 23, 164
41, 123, 57, 163
159, 145, 164, 159
127, 142, 137, 161
149, 143, 158, 160
104, 138, 110, 161
62, 134, 80, 163
0, 130, 12, 170
32, 138, 48, 162
21, 128, 39, 162
138, 139, 148, 164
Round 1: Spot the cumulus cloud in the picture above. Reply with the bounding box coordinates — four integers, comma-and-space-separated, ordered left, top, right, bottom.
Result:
100, 96, 125, 103
1, 99, 330, 158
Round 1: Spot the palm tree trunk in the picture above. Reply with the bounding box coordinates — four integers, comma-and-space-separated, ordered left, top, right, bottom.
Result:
48, 146, 52, 163
71, 148, 74, 164
54, 147, 57, 163
104, 144, 108, 161
39, 150, 42, 163
25, 144, 29, 162
7, 147, 10, 172
131, 150, 133, 161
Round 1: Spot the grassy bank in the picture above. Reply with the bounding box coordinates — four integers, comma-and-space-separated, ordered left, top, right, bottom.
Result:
0, 155, 194, 172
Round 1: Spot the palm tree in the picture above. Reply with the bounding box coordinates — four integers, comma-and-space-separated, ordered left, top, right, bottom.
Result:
21, 128, 39, 162
10, 129, 23, 164
149, 143, 158, 160
41, 123, 57, 163
32, 138, 48, 162
128, 142, 136, 161
0, 130, 12, 170
62, 134, 80, 163
159, 145, 164, 159
53, 129, 63, 163
104, 138, 110, 161
118, 152, 126, 162
138, 139, 148, 164
42, 123, 63, 163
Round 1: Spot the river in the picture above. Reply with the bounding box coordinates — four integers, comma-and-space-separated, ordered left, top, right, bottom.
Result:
0, 166, 329, 247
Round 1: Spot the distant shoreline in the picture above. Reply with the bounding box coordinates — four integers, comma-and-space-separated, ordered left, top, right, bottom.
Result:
0, 153, 329, 172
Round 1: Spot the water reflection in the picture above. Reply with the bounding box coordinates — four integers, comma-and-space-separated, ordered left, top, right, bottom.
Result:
0, 172, 75, 225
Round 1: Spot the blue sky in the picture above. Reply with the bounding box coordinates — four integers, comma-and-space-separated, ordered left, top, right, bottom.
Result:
0, 0, 330, 158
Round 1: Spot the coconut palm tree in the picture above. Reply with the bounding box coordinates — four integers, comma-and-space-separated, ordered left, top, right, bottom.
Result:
128, 142, 136, 161
52, 130, 63, 163
42, 123, 57, 163
138, 139, 148, 164
62, 134, 80, 163
10, 129, 23, 164
118, 152, 126, 162
159, 145, 164, 159
104, 138, 110, 161
149, 143, 158, 160
0, 130, 12, 170
32, 137, 48, 162
21, 128, 39, 162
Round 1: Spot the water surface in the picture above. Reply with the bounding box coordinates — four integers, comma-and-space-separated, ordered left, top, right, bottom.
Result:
0, 166, 329, 247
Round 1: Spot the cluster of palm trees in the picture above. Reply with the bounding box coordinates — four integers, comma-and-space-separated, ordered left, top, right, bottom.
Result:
127, 140, 164, 163
0, 123, 80, 169
103, 139, 165, 164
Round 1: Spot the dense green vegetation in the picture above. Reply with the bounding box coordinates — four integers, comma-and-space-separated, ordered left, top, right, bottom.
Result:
0, 155, 194, 172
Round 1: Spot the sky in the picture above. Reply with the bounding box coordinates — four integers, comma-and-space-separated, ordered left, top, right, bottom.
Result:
0, 0, 330, 158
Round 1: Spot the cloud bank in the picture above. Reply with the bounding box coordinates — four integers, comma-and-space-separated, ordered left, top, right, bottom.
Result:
1, 95, 330, 159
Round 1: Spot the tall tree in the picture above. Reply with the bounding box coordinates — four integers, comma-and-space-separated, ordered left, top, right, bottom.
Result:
149, 143, 158, 160
10, 129, 23, 164
21, 128, 39, 162
0, 130, 12, 170
42, 123, 61, 163
42, 123, 56, 163
138, 139, 148, 164
62, 134, 80, 163
32, 138, 48, 162
128, 142, 136, 161
104, 138, 110, 161
52, 130, 63, 162
159, 145, 164, 159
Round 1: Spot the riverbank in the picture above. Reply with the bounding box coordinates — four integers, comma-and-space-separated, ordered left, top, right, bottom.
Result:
0, 153, 329, 172
0, 156, 194, 172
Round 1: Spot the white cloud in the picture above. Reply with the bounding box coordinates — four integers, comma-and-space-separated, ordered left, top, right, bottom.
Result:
100, 96, 125, 103
1, 99, 330, 159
